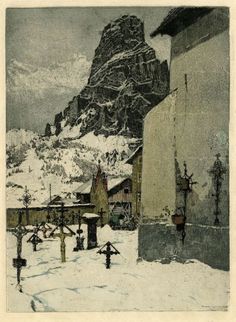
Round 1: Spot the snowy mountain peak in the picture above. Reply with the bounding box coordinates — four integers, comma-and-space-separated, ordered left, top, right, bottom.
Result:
47, 15, 169, 138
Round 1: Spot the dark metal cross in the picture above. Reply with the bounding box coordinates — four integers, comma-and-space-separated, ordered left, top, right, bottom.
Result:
73, 211, 85, 251
76, 210, 82, 232
48, 203, 75, 262
97, 241, 120, 269
98, 208, 106, 227
209, 153, 227, 225
177, 162, 197, 244
27, 233, 43, 251
18, 186, 35, 225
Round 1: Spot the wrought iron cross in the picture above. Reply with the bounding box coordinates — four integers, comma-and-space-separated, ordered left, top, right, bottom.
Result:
18, 186, 35, 225
176, 162, 197, 243
209, 153, 227, 225
97, 241, 120, 269
73, 211, 85, 251
27, 233, 43, 251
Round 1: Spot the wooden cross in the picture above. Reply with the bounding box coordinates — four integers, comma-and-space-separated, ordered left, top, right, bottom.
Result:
49, 226, 75, 262
10, 212, 31, 291
98, 208, 106, 227
48, 203, 75, 262
97, 241, 120, 269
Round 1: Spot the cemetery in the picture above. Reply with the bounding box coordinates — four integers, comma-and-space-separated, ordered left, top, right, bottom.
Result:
6, 201, 229, 311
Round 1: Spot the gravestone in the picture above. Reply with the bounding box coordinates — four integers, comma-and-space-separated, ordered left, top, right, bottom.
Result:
82, 213, 100, 249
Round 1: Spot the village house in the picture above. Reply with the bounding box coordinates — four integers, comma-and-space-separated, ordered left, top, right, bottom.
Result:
74, 162, 132, 225
139, 7, 229, 270
107, 177, 132, 219
126, 145, 142, 222
74, 181, 93, 204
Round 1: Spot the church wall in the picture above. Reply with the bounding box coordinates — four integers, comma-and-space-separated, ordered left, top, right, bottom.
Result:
138, 8, 229, 269
171, 28, 229, 226
131, 152, 143, 220
141, 92, 176, 223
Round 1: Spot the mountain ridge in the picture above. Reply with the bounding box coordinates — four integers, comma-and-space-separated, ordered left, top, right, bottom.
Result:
47, 15, 169, 138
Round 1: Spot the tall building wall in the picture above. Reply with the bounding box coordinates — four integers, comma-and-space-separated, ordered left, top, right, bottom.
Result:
141, 92, 176, 223
131, 152, 143, 219
171, 24, 229, 226
139, 8, 229, 269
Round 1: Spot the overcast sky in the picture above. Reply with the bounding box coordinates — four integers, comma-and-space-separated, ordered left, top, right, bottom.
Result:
6, 7, 171, 134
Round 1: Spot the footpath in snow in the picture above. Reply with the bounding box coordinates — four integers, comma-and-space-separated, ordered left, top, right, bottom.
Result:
6, 225, 229, 312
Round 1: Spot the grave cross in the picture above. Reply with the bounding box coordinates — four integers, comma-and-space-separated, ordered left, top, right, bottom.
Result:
11, 211, 31, 291
73, 211, 85, 251
38, 221, 52, 238
177, 162, 197, 244
209, 153, 227, 225
76, 210, 84, 236
98, 208, 106, 227
27, 233, 43, 251
97, 241, 120, 269
18, 186, 35, 225
48, 203, 75, 262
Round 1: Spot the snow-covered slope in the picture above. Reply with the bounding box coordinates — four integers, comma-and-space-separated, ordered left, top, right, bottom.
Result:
6, 128, 141, 207
6, 129, 39, 147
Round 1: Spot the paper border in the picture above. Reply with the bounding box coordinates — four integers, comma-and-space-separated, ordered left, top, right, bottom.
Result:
1, 1, 235, 321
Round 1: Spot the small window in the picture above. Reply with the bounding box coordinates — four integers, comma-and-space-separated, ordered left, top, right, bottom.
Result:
124, 188, 129, 194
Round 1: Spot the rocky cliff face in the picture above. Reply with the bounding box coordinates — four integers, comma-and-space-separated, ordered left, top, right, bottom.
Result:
48, 15, 169, 138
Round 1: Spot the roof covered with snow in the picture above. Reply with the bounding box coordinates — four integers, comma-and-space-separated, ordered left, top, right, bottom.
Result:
74, 176, 130, 195
74, 180, 92, 194
108, 177, 131, 191
126, 145, 142, 164
82, 213, 100, 219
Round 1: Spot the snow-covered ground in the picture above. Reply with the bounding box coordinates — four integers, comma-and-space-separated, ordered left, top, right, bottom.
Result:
6, 225, 229, 312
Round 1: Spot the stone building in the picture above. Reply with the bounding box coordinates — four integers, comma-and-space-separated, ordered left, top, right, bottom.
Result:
139, 7, 229, 270
126, 146, 142, 221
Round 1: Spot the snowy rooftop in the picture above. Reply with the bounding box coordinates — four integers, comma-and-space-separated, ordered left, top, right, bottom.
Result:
108, 177, 130, 191
126, 145, 143, 164
74, 176, 130, 194
73, 180, 92, 194
82, 213, 100, 219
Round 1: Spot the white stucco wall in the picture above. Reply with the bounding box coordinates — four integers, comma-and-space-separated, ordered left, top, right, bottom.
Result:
171, 29, 229, 225
141, 20, 229, 226
141, 92, 177, 222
